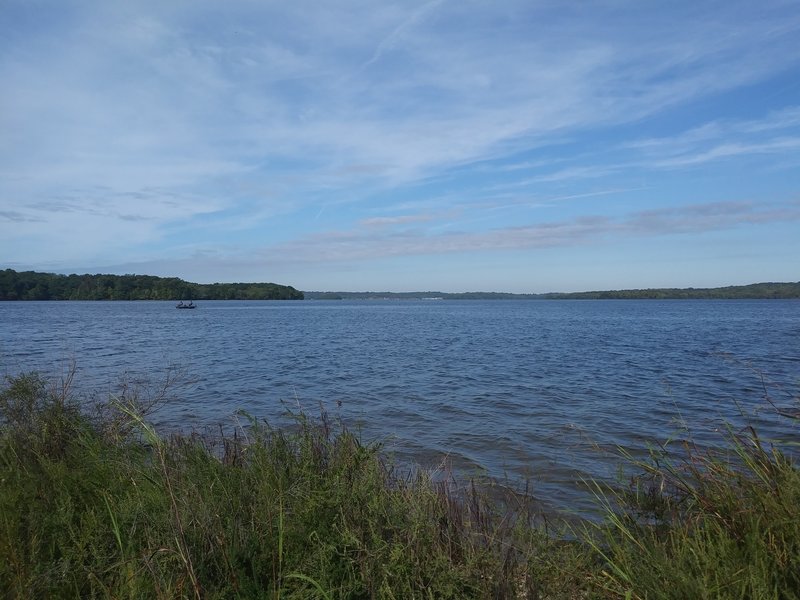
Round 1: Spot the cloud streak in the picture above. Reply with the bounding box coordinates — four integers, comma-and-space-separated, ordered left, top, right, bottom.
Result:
257, 200, 800, 264
359, 214, 435, 228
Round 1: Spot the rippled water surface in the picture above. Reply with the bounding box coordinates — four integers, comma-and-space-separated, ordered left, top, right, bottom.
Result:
2, 299, 798, 514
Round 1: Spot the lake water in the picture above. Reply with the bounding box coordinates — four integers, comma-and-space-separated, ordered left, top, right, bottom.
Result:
2, 299, 798, 515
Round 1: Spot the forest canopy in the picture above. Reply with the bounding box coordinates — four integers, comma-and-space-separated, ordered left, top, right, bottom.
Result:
0, 269, 304, 301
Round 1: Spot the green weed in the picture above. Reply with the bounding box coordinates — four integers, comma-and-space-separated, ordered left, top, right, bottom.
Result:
1, 371, 797, 599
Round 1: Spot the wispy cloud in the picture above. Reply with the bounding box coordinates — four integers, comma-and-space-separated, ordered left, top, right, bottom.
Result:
6, 1, 797, 192
255, 200, 800, 264
359, 214, 435, 228
647, 137, 800, 168
624, 106, 800, 165
360, 0, 446, 71
490, 104, 800, 186
0, 210, 45, 223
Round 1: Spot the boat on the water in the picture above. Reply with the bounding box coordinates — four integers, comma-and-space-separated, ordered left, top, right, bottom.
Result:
176, 300, 196, 309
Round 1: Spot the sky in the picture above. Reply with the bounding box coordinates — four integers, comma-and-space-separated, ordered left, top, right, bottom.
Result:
2, 0, 799, 293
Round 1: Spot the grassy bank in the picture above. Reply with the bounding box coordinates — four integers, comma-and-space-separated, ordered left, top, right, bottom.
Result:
1, 373, 798, 598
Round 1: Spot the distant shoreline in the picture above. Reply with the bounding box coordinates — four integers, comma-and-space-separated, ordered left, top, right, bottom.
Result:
2, 268, 798, 300
305, 281, 800, 300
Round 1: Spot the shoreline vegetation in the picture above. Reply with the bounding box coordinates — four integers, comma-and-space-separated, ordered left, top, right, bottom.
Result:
0, 269, 304, 301
1, 372, 798, 598
2, 269, 800, 301
305, 281, 800, 300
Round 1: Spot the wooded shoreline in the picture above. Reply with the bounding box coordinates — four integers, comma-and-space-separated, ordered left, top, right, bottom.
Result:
3, 268, 799, 301
306, 281, 800, 300
0, 269, 304, 301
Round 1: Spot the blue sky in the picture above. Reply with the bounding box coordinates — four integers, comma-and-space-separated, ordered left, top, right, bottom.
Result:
2, 0, 799, 292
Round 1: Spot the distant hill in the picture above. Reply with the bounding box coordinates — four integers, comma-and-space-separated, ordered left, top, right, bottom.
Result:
304, 282, 800, 300
0, 269, 303, 301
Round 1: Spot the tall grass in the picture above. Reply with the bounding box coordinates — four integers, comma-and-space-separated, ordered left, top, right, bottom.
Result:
0, 373, 593, 598
0, 371, 797, 598
585, 424, 800, 600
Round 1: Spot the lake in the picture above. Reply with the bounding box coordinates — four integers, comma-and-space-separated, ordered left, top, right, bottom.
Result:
1, 299, 798, 515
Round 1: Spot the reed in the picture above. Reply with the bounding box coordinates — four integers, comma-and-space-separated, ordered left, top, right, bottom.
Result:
584, 423, 800, 599
0, 373, 591, 598
0, 371, 797, 598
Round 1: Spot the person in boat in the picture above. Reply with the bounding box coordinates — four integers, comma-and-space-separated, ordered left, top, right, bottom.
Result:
177, 301, 184, 307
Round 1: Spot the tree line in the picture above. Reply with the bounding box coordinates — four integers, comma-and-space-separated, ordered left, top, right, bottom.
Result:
537, 282, 800, 299
0, 269, 304, 301
305, 282, 800, 300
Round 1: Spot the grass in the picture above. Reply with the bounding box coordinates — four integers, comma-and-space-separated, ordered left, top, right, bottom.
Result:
0, 371, 798, 599
584, 426, 800, 599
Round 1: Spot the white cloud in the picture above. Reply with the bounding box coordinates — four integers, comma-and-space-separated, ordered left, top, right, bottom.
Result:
252, 200, 800, 264
359, 214, 435, 228
648, 138, 800, 168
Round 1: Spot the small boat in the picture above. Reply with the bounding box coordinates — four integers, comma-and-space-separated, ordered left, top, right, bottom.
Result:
176, 300, 196, 309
